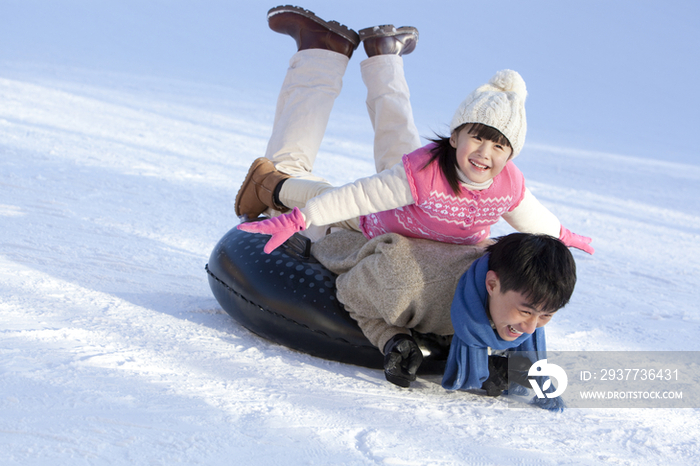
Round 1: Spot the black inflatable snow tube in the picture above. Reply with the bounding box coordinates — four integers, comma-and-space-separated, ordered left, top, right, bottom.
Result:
206, 225, 449, 373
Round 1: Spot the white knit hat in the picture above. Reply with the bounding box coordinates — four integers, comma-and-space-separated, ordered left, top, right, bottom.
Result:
449, 69, 527, 158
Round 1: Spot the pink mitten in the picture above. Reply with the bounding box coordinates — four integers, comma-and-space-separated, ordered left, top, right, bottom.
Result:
559, 226, 594, 255
237, 207, 306, 253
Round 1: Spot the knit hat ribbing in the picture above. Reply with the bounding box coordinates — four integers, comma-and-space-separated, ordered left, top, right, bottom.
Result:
449, 69, 528, 158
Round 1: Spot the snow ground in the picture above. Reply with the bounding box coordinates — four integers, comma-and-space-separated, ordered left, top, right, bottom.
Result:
1, 1, 699, 465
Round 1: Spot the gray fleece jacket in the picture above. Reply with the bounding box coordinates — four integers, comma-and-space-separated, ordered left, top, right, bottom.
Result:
311, 230, 487, 353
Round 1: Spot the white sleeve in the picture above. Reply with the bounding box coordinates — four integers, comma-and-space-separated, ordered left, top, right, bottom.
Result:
501, 188, 561, 237
301, 162, 414, 227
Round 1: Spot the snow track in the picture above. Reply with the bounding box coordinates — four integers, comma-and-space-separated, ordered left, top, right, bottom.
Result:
2, 2, 699, 464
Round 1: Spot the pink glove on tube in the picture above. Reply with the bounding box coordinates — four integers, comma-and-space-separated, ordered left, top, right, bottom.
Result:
237, 207, 306, 254
559, 225, 594, 255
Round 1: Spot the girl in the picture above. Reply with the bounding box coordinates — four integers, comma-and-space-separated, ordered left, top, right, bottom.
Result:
236, 5, 593, 255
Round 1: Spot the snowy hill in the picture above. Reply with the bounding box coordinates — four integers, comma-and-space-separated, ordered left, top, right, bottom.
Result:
1, 1, 699, 464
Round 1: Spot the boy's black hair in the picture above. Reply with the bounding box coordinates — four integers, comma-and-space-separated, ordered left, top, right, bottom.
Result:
486, 233, 576, 312
425, 123, 513, 196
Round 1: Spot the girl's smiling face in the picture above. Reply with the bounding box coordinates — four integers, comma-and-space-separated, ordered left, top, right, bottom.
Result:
485, 270, 555, 341
450, 124, 513, 185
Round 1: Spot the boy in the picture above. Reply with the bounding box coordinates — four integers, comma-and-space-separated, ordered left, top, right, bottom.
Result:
311, 231, 577, 391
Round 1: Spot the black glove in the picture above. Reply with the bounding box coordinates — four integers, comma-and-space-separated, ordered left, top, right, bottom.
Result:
383, 334, 423, 387
507, 354, 536, 388
481, 354, 537, 397
482, 355, 509, 397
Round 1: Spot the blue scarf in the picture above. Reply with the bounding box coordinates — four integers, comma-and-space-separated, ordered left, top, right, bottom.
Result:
441, 254, 547, 390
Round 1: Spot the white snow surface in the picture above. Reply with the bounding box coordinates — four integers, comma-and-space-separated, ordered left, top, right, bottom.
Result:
1, 1, 699, 465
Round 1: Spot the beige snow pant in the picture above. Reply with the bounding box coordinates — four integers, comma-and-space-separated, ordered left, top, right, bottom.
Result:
263, 49, 421, 239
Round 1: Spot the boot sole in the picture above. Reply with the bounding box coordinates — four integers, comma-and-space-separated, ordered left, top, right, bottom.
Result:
268, 5, 360, 47
358, 25, 419, 42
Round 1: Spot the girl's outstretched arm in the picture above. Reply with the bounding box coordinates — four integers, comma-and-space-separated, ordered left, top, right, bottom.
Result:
302, 161, 414, 227
238, 161, 415, 253
502, 188, 594, 254
501, 188, 561, 236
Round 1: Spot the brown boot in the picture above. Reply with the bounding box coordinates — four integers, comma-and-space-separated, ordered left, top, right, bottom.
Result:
359, 25, 419, 57
267, 5, 360, 58
234, 158, 291, 219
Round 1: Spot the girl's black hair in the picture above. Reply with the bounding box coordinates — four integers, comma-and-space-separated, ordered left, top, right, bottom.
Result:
486, 233, 577, 313
425, 123, 513, 196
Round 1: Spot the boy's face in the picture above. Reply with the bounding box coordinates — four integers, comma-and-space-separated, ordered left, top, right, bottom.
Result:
450, 125, 513, 184
485, 270, 556, 341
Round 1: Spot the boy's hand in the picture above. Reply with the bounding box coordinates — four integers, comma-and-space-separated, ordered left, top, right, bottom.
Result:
482, 354, 537, 397
237, 207, 306, 254
559, 226, 594, 255
482, 355, 509, 396
383, 334, 423, 388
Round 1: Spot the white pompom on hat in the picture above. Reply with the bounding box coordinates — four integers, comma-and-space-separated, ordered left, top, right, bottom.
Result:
449, 69, 528, 158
